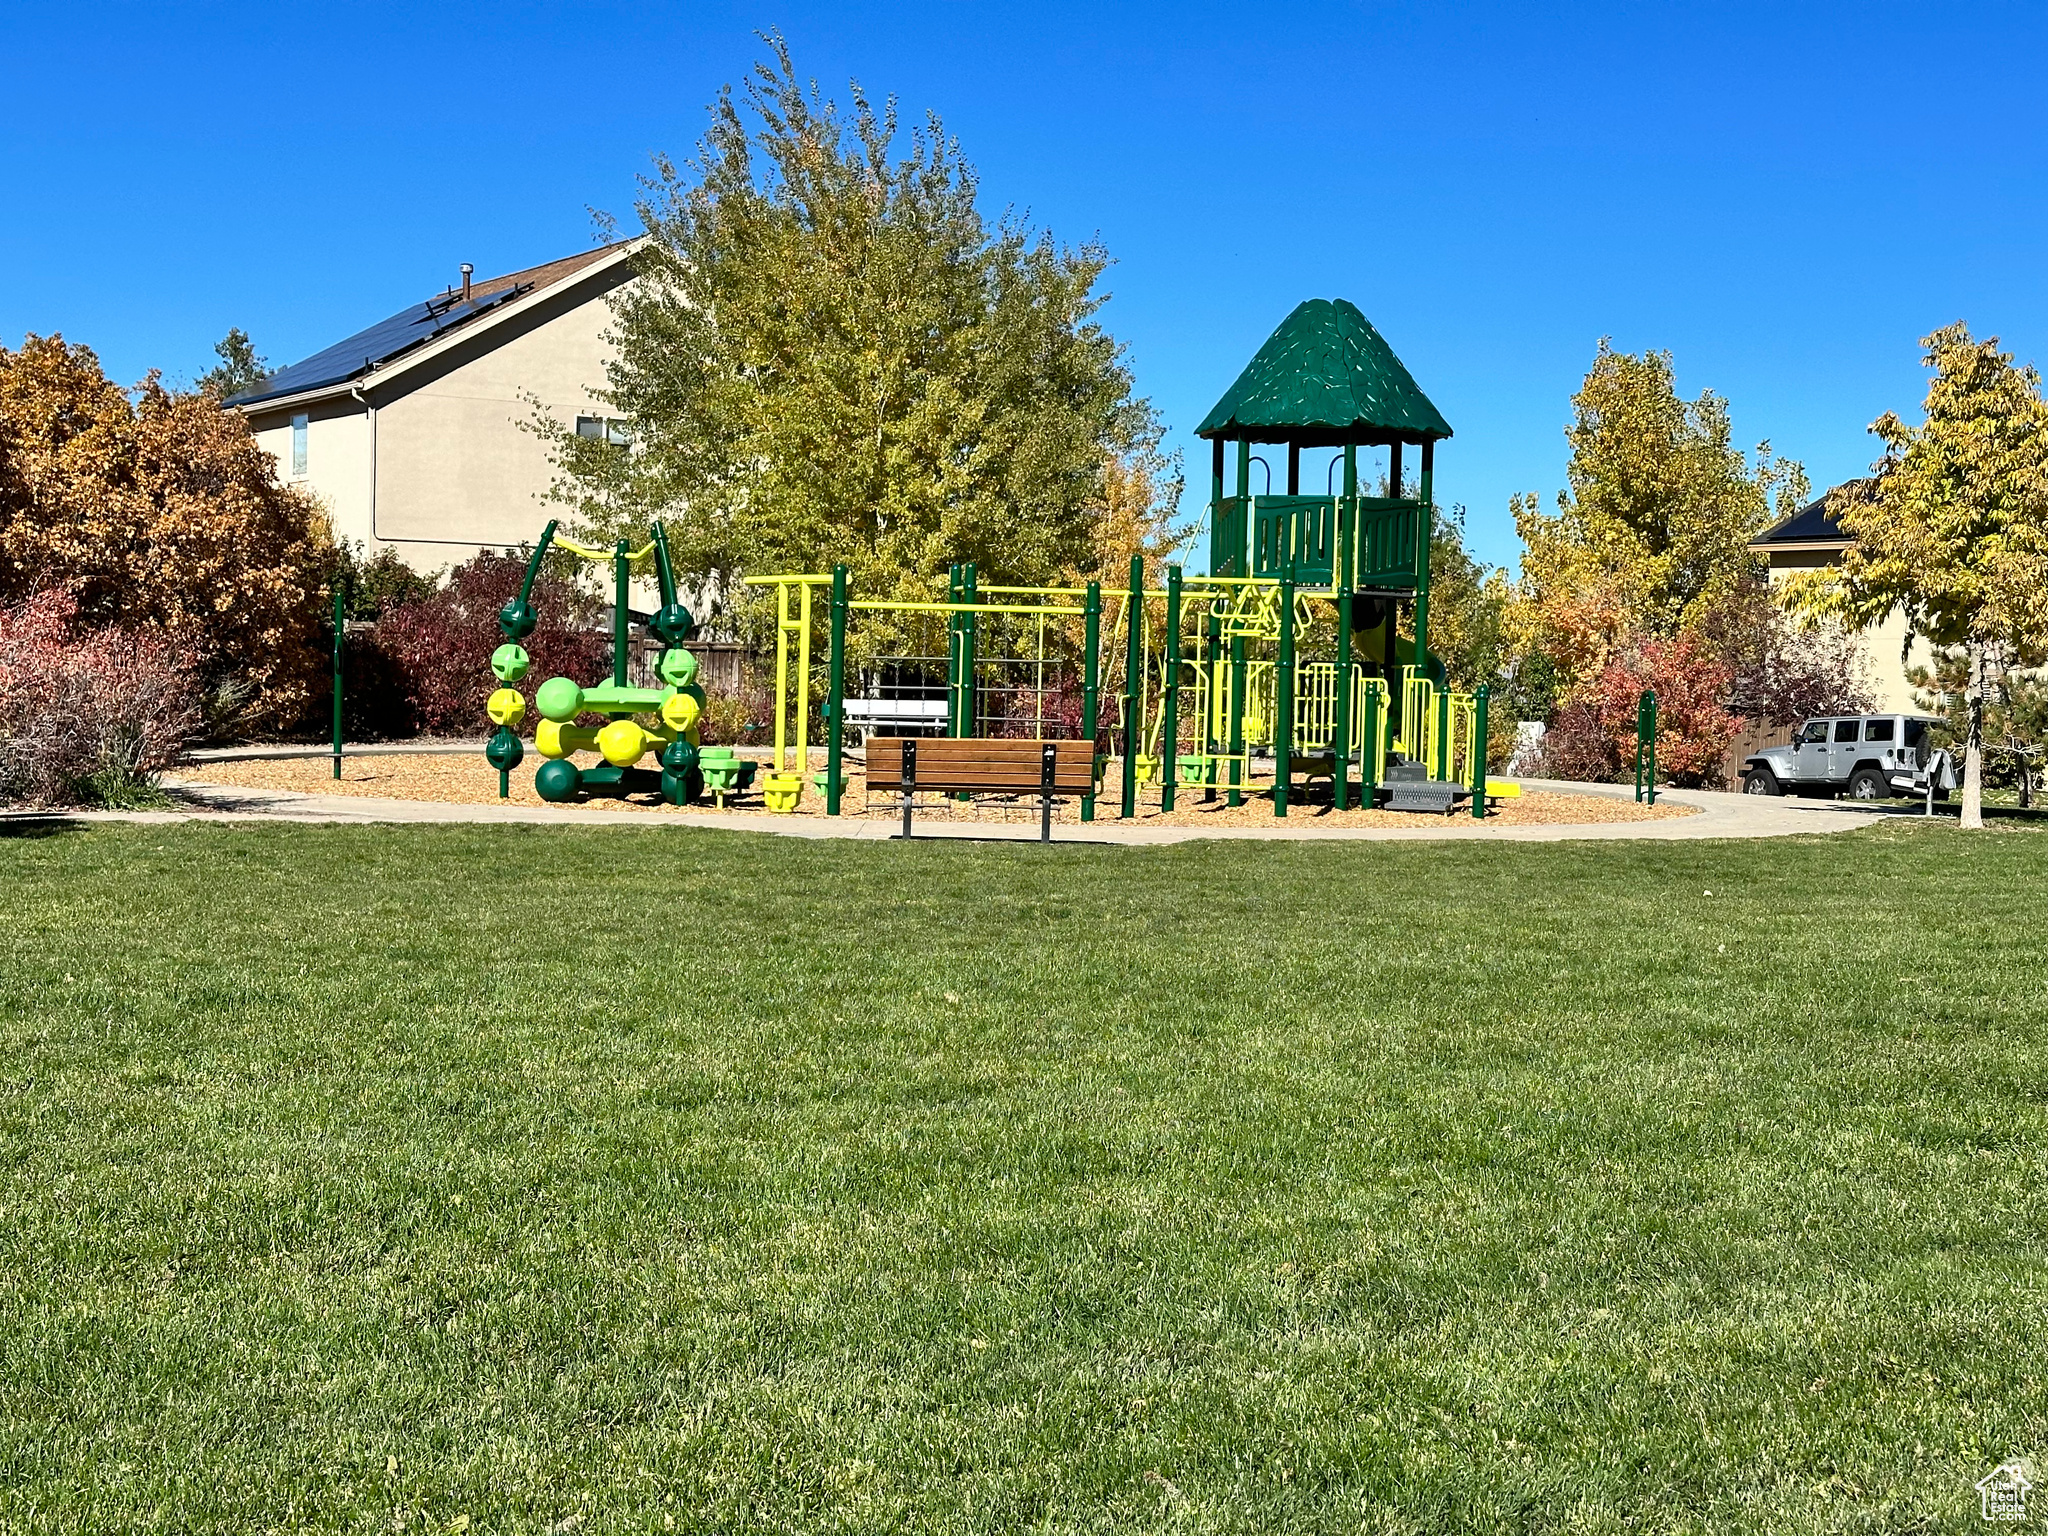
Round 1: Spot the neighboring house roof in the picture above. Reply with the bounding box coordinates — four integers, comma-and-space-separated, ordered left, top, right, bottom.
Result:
1196, 298, 1453, 446
228, 241, 636, 411
1749, 479, 1875, 555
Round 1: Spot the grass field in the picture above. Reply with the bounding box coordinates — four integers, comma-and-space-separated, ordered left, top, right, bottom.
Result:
5, 818, 2046, 1533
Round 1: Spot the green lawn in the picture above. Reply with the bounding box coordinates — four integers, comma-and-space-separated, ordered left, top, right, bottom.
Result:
4, 819, 2046, 1533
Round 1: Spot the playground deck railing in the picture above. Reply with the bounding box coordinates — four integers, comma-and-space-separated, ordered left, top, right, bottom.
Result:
1210, 494, 1429, 590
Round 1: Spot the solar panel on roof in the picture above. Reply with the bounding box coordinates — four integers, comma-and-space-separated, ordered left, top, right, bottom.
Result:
227, 283, 530, 407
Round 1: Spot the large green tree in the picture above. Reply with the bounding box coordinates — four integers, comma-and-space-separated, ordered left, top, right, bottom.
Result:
195, 328, 269, 400
1788, 324, 2048, 828
538, 41, 1172, 632
1511, 343, 1807, 687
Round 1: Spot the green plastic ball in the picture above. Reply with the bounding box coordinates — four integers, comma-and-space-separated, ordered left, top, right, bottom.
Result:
534, 676, 583, 723
660, 767, 693, 806
485, 727, 524, 771
491, 643, 531, 682
652, 602, 695, 645
498, 598, 537, 641
534, 758, 581, 802
682, 682, 707, 707
657, 647, 699, 687
661, 738, 699, 773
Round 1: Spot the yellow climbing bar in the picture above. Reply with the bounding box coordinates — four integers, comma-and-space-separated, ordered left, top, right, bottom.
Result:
554, 536, 656, 563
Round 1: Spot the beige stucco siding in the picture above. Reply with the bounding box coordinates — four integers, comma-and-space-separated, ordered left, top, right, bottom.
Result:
1762, 551, 1936, 713
239, 259, 631, 570
372, 278, 621, 553
250, 400, 373, 547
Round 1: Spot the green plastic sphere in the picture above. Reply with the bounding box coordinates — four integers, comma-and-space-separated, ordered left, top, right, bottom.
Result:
485, 727, 524, 771
534, 676, 583, 723
661, 738, 699, 773
660, 767, 693, 806
498, 598, 537, 641
657, 647, 699, 687
652, 602, 695, 645
491, 643, 531, 682
534, 758, 581, 802
682, 682, 707, 707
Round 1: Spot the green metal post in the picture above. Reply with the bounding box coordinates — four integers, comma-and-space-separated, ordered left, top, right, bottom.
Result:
1210, 437, 1226, 574
331, 580, 344, 780
1647, 690, 1657, 805
946, 564, 961, 738
1081, 581, 1101, 822
1413, 439, 1433, 682
1122, 554, 1142, 818
963, 562, 978, 738
1204, 612, 1221, 803
1636, 689, 1658, 805
1275, 575, 1294, 817
1227, 633, 1245, 808
1472, 684, 1490, 819
826, 564, 847, 816
1162, 565, 1181, 813
612, 539, 631, 687
1333, 443, 1357, 809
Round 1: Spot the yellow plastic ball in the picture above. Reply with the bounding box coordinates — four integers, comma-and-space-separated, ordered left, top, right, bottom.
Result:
535, 719, 572, 759
486, 687, 526, 727
597, 719, 647, 767
660, 691, 701, 734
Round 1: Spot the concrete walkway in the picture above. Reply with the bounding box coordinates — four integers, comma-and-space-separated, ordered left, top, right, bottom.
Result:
9, 773, 1913, 845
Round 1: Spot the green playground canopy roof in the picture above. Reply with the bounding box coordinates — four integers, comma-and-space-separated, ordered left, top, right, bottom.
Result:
1196, 299, 1453, 447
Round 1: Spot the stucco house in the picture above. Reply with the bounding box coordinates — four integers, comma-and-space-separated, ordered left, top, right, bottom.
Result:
1748, 484, 1934, 712
229, 241, 639, 567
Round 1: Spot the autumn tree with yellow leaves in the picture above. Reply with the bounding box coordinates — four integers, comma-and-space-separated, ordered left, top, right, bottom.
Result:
1787, 324, 2048, 828
1511, 343, 1809, 689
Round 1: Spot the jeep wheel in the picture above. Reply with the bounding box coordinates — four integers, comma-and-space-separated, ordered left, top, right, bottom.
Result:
1743, 768, 1780, 796
1847, 768, 1889, 801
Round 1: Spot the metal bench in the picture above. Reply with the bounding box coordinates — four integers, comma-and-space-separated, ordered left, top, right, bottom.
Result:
865, 737, 1094, 841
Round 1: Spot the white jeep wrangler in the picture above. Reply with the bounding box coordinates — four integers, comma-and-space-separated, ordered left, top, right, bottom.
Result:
1741, 714, 1951, 800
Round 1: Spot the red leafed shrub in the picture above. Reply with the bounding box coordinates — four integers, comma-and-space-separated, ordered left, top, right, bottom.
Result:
1538, 631, 1741, 787
354, 551, 610, 738
0, 588, 200, 805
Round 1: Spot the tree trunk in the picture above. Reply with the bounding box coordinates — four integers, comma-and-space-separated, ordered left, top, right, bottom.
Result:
1961, 639, 1985, 830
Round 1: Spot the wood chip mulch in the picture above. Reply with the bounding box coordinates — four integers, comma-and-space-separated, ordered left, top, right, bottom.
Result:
173, 752, 1699, 829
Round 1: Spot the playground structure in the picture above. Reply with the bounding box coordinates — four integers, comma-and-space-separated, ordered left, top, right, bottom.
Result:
469, 299, 1553, 820
477, 519, 734, 806
741, 299, 1507, 819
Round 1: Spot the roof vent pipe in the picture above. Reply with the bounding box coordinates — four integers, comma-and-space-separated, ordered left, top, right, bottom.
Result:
460, 263, 473, 302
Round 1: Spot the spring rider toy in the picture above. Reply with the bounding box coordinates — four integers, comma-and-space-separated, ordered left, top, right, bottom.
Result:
482, 519, 711, 806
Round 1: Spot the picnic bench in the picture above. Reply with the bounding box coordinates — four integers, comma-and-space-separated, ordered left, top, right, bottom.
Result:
865, 737, 1095, 841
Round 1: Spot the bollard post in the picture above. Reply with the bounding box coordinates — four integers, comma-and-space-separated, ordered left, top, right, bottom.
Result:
331, 581, 345, 780
1471, 684, 1489, 819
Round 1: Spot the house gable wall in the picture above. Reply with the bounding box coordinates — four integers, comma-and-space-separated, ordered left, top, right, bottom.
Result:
242, 259, 633, 569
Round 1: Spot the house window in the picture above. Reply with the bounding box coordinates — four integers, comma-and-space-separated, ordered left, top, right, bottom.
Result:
290, 414, 308, 479
575, 415, 632, 447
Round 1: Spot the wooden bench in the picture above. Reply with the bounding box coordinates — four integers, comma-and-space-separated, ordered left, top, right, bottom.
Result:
865, 737, 1095, 841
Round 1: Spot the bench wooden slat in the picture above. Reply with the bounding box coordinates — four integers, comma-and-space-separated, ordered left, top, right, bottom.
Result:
865, 738, 1094, 793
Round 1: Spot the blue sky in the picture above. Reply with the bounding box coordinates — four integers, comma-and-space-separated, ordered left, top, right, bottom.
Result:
5, 2, 2045, 570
